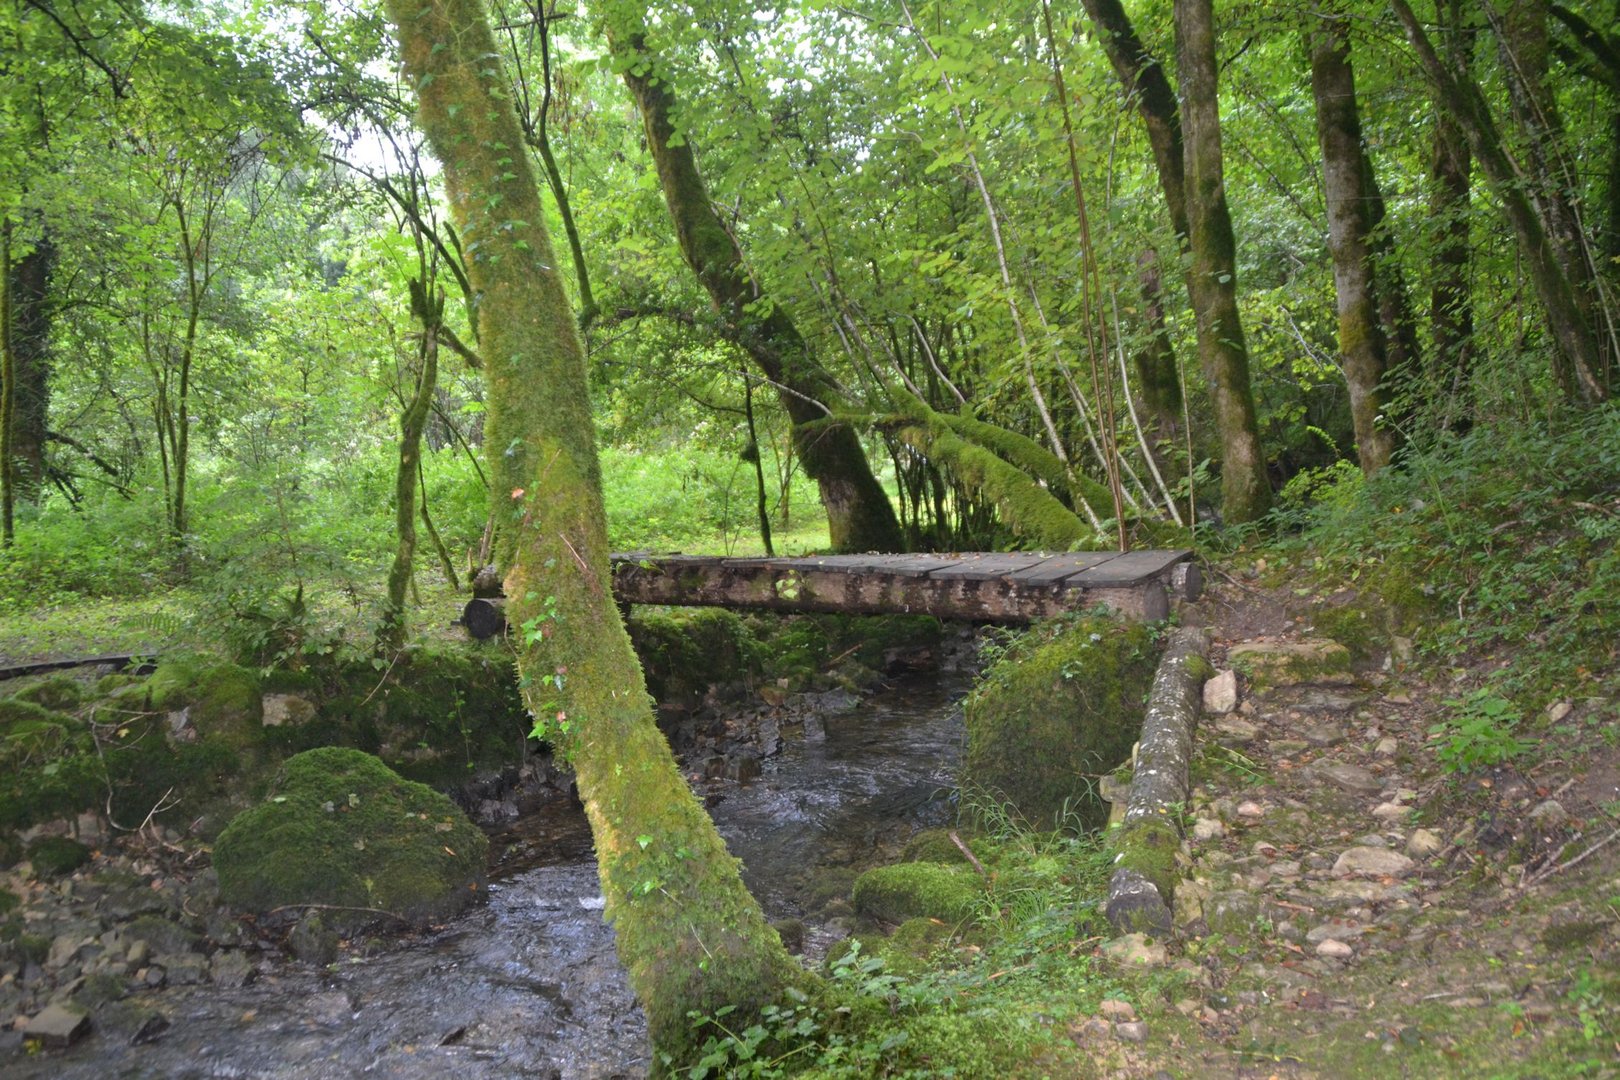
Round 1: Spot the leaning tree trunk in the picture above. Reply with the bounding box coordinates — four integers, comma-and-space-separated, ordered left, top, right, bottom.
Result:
384, 0, 805, 1060
1308, 8, 1397, 474
1173, 0, 1271, 522
606, 23, 902, 554
1393, 0, 1608, 403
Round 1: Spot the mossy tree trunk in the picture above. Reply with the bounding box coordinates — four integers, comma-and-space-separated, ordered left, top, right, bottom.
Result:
605, 20, 902, 554
1085, 0, 1270, 523
1, 224, 15, 547
1308, 8, 1397, 475
383, 0, 804, 1060
1173, 0, 1272, 524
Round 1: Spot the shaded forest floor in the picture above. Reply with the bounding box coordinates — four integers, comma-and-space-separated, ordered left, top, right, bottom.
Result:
1085, 570, 1620, 1079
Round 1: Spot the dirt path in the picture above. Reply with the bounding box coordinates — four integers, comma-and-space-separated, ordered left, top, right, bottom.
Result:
1095, 574, 1620, 1078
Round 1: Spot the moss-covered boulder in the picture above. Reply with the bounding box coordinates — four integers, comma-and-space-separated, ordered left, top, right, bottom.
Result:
962, 617, 1159, 831
213, 747, 488, 931
851, 862, 981, 925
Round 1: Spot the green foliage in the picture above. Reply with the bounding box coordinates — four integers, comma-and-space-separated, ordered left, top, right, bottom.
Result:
1295, 406, 1620, 698
1427, 687, 1529, 774
962, 615, 1160, 831
212, 747, 488, 931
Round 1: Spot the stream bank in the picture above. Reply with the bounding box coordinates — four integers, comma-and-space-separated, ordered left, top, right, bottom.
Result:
0, 615, 977, 1076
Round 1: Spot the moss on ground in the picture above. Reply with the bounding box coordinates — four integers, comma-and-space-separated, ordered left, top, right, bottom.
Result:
26, 836, 91, 876
213, 747, 488, 931
963, 617, 1160, 831
10, 675, 84, 712
851, 862, 982, 925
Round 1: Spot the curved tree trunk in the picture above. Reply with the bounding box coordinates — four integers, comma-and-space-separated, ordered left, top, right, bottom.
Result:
1173, 0, 1272, 522
606, 24, 902, 554
1308, 9, 1396, 474
384, 0, 805, 1060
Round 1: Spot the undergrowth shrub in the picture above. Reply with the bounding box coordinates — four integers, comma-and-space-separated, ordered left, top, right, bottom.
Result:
1291, 404, 1620, 699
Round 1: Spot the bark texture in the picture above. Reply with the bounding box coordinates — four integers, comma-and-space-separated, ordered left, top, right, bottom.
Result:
1429, 0, 1474, 402
4, 235, 51, 499
1173, 0, 1272, 522
608, 25, 902, 553
385, 0, 804, 1058
1308, 10, 1397, 474
1106, 626, 1209, 935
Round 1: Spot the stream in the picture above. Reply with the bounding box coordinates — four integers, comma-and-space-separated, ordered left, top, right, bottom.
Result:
20, 673, 967, 1079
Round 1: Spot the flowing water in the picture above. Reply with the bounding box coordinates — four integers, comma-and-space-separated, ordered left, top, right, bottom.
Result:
23, 674, 967, 1079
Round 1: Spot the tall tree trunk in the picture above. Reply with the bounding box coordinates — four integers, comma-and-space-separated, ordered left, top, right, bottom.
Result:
172, 202, 202, 544
1173, 0, 1272, 522
1308, 8, 1397, 474
1131, 248, 1182, 435
384, 0, 804, 1060
1, 225, 15, 547
5, 233, 52, 500
1084, 0, 1269, 522
1430, 0, 1475, 404
378, 280, 441, 654
1393, 0, 1609, 402
607, 25, 902, 554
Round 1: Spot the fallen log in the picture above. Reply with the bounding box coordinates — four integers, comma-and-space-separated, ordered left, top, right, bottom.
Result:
0, 654, 156, 683
1105, 626, 1210, 936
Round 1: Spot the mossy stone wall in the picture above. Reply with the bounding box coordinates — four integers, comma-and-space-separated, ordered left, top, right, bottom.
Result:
962, 617, 1160, 830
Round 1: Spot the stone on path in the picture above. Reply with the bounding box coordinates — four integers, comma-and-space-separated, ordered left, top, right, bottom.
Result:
1333, 846, 1417, 879
1114, 1021, 1150, 1043
1228, 640, 1352, 686
1527, 800, 1569, 827
1191, 818, 1224, 842
23, 1002, 90, 1047
1099, 999, 1137, 1021
1374, 736, 1398, 756
1203, 669, 1239, 714
1102, 933, 1168, 968
1405, 829, 1445, 859
1313, 761, 1383, 795
1213, 716, 1259, 745
1315, 939, 1355, 959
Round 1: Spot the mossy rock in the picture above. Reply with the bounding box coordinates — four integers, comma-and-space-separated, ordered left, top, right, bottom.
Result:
11, 676, 83, 712
851, 862, 981, 925
147, 658, 263, 750
900, 828, 989, 867
0, 705, 103, 830
27, 836, 91, 877
213, 747, 488, 931
962, 617, 1160, 831
1228, 639, 1351, 688
356, 644, 526, 784
629, 608, 760, 707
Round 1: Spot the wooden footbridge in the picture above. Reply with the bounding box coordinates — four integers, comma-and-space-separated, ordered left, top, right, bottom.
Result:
461, 550, 1199, 638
